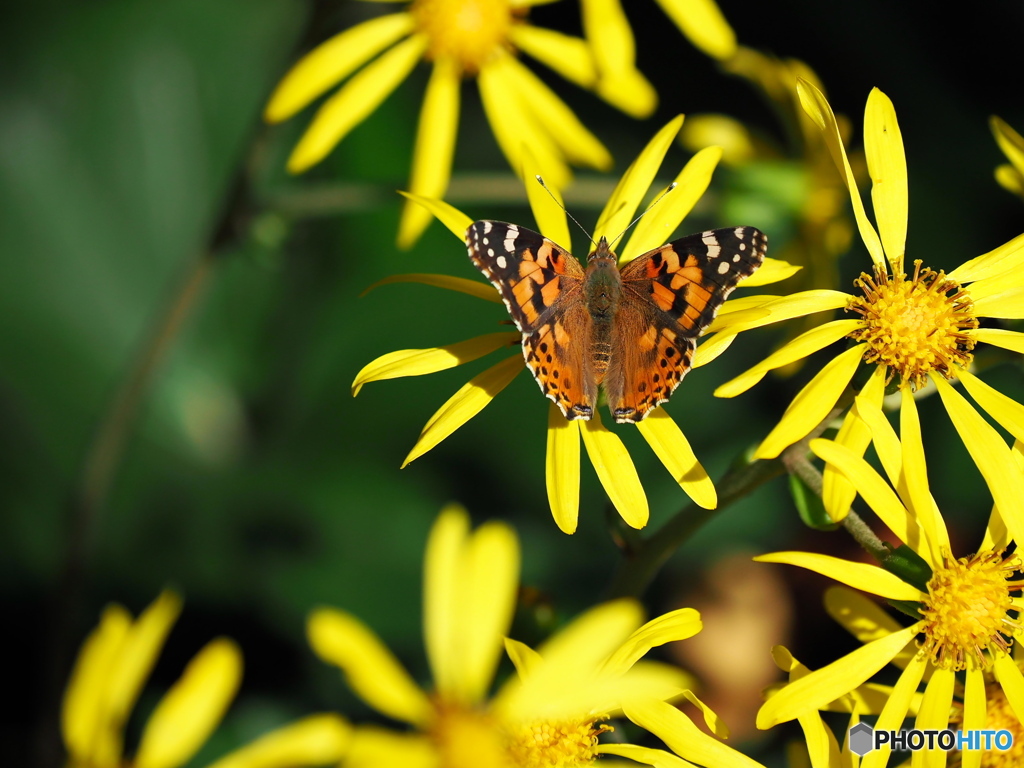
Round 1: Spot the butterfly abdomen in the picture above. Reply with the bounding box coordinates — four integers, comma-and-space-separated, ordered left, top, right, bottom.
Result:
583, 256, 622, 383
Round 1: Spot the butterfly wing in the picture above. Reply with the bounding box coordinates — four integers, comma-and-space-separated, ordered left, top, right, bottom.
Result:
466, 221, 597, 419
606, 226, 768, 423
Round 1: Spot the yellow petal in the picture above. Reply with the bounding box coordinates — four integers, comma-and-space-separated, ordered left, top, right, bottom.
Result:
402, 354, 524, 466
603, 607, 702, 675
398, 57, 461, 248
755, 551, 921, 601
796, 79, 885, 267
625, 699, 765, 768
361, 273, 501, 304
397, 191, 473, 240
523, 148, 572, 254
853, 379, 902, 487
346, 727, 436, 768
823, 587, 920, 673
62, 604, 132, 765
265, 14, 415, 122
707, 289, 852, 338
912, 668, 954, 749
653, 0, 737, 60
948, 231, 1024, 283
499, 57, 612, 170
580, 410, 649, 528
509, 24, 596, 88
680, 690, 729, 738
622, 146, 723, 262
635, 408, 716, 509
822, 365, 885, 522
107, 591, 184, 735
595, 116, 684, 248
740, 257, 802, 288
809, 438, 913, 545
307, 608, 431, 726
205, 714, 351, 768
715, 319, 861, 399
992, 115, 1024, 173
692, 330, 736, 368
898, 389, 948, 559
757, 623, 921, 729
992, 653, 1024, 725
478, 54, 571, 188
971, 285, 1024, 319
352, 332, 519, 395
961, 667, 985, 768
863, 89, 908, 269
287, 35, 427, 172
933, 374, 1024, 545
860, 654, 928, 768
424, 507, 520, 705
135, 638, 242, 768
965, 327, 1024, 355
598, 743, 693, 767
581, 0, 657, 118
546, 403, 581, 534
996, 164, 1024, 197
754, 344, 864, 459
504, 637, 542, 678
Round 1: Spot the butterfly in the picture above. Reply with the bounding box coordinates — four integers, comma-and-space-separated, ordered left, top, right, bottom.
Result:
465, 222, 767, 423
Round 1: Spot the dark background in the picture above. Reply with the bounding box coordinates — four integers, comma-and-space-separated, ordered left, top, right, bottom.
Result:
3, 0, 1023, 765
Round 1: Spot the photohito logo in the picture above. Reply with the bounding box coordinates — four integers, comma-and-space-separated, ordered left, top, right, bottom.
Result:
848, 723, 1014, 756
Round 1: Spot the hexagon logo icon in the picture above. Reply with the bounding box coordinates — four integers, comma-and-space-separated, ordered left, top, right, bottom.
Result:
849, 723, 875, 756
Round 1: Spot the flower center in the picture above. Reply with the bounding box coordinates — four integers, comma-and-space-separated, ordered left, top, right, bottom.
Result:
846, 260, 978, 389
948, 680, 1024, 768
918, 550, 1022, 671
432, 705, 509, 768
410, 0, 515, 73
505, 717, 611, 768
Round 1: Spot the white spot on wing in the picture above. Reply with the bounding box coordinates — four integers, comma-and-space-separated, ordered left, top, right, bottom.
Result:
739, 242, 746, 251
702, 231, 720, 259
488, 248, 495, 257
483, 221, 493, 234
504, 224, 519, 253
733, 254, 741, 262
734, 227, 745, 238
717, 261, 730, 275
496, 255, 506, 268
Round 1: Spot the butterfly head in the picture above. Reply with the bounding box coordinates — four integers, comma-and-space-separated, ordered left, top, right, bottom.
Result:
588, 236, 617, 263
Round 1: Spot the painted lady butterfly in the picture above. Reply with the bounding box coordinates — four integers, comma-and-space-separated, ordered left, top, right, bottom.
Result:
466, 222, 767, 423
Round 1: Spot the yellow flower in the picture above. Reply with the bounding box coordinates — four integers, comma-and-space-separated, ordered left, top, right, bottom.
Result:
62, 591, 349, 768
713, 81, 1024, 522
754, 414, 1024, 768
992, 116, 1024, 201
265, 0, 613, 247
578, 0, 737, 118
353, 116, 798, 532
303, 504, 764, 768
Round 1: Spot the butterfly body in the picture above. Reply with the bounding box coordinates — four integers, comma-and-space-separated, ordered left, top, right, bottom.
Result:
466, 221, 766, 424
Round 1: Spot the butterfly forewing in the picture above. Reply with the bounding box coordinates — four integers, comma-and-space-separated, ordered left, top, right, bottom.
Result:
466, 221, 596, 419
608, 226, 767, 422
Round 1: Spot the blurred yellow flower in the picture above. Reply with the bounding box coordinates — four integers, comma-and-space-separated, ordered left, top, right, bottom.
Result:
992, 116, 1024, 201
353, 116, 798, 532
755, 420, 1024, 768
304, 504, 764, 768
265, 0, 613, 247
62, 591, 349, 768
714, 82, 1024, 522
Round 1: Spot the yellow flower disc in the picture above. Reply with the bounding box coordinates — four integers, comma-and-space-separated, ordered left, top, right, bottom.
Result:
847, 260, 978, 389
431, 704, 507, 768
411, 0, 515, 73
506, 717, 611, 768
919, 550, 1022, 671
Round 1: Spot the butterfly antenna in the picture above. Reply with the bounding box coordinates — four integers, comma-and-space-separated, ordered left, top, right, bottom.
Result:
535, 176, 597, 248
609, 181, 678, 246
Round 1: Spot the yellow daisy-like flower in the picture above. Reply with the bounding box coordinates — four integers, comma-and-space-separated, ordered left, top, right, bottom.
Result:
62, 591, 349, 768
714, 81, 1024, 523
754, 412, 1024, 768
578, 0, 737, 118
353, 116, 798, 533
302, 504, 765, 768
265, 0, 613, 247
992, 116, 1024, 201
